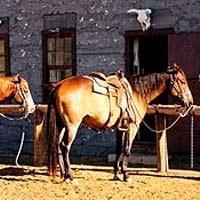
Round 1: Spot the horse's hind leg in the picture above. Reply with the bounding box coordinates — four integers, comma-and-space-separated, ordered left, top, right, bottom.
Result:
58, 127, 66, 179
113, 130, 123, 180
61, 125, 78, 181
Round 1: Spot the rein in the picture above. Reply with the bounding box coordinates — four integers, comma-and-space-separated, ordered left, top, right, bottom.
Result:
0, 109, 29, 121
141, 105, 193, 133
129, 90, 193, 133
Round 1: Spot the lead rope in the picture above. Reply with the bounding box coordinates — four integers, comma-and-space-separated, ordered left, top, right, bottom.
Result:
189, 105, 196, 169
190, 115, 194, 169
127, 88, 193, 133
0, 108, 29, 167
142, 114, 181, 133
15, 117, 31, 167
15, 129, 26, 167
140, 104, 192, 133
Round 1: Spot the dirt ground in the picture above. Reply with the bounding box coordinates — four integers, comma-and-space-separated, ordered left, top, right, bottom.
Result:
0, 161, 199, 200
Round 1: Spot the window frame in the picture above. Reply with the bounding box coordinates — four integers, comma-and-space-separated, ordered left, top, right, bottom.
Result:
42, 28, 76, 101
0, 33, 10, 76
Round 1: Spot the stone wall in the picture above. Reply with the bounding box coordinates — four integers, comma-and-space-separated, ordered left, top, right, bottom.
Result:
0, 0, 200, 157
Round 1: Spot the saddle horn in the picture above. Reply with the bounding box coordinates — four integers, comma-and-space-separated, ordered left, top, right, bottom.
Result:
11, 74, 21, 83
116, 68, 125, 79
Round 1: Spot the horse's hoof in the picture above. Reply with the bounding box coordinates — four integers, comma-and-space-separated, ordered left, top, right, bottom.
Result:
122, 173, 133, 182
113, 174, 123, 181
64, 178, 74, 183
65, 179, 71, 183
123, 176, 133, 183
62, 174, 74, 183
70, 179, 79, 185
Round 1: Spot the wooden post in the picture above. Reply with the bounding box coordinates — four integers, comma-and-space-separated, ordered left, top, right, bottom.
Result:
155, 115, 169, 173
34, 106, 48, 166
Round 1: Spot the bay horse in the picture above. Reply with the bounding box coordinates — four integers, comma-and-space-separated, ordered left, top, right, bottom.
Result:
47, 64, 193, 182
0, 74, 35, 115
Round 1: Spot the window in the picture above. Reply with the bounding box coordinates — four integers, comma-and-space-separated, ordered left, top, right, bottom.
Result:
44, 31, 75, 83
42, 13, 76, 101
0, 17, 10, 76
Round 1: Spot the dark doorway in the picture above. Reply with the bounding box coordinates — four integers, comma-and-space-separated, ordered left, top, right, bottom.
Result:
125, 30, 168, 143
139, 35, 168, 74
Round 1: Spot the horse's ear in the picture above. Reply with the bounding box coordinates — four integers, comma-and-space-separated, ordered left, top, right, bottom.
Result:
173, 63, 181, 70
167, 65, 174, 74
11, 74, 21, 83
167, 64, 179, 74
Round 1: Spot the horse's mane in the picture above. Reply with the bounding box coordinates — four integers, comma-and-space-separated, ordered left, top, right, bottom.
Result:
0, 77, 12, 89
0, 76, 15, 101
127, 73, 166, 97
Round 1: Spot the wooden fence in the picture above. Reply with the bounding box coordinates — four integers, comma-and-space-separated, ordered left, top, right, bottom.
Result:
0, 104, 199, 172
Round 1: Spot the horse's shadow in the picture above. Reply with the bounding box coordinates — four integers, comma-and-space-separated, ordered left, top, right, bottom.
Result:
0, 166, 27, 176
0, 165, 199, 182
0, 166, 48, 182
128, 169, 200, 181
73, 165, 200, 182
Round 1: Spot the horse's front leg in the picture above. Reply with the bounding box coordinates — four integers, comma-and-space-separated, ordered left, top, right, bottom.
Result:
113, 130, 124, 180
121, 123, 138, 182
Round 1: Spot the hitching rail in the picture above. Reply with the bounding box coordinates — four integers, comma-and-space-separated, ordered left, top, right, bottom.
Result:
1, 104, 199, 115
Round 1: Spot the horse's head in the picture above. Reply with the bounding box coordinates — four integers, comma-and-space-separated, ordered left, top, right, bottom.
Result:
167, 63, 193, 107
11, 74, 35, 114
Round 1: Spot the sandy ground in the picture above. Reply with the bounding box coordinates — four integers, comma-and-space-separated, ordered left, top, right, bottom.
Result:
0, 163, 199, 200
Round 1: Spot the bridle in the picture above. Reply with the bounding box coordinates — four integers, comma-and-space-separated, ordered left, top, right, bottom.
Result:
15, 81, 31, 118
15, 82, 28, 108
0, 79, 30, 120
167, 69, 188, 103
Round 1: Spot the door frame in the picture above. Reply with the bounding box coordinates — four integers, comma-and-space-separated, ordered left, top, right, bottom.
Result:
125, 28, 174, 75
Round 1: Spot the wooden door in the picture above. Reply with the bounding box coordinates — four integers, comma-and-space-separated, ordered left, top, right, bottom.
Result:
168, 33, 200, 155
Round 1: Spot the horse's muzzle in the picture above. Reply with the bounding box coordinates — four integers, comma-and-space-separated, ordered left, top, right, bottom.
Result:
28, 104, 36, 113
183, 97, 193, 108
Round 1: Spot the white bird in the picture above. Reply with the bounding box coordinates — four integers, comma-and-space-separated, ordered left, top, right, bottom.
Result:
127, 8, 152, 31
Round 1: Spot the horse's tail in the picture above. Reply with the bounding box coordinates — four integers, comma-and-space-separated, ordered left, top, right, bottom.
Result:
47, 88, 58, 177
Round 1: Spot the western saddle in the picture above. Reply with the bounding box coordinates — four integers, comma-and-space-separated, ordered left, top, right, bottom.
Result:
88, 69, 134, 131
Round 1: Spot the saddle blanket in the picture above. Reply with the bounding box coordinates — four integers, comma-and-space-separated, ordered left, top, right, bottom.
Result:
85, 75, 118, 96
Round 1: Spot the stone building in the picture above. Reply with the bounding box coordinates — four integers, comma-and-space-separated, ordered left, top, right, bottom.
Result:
0, 0, 200, 162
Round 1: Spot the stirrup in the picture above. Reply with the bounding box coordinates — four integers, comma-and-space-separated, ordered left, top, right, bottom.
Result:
117, 119, 129, 132
118, 126, 129, 132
